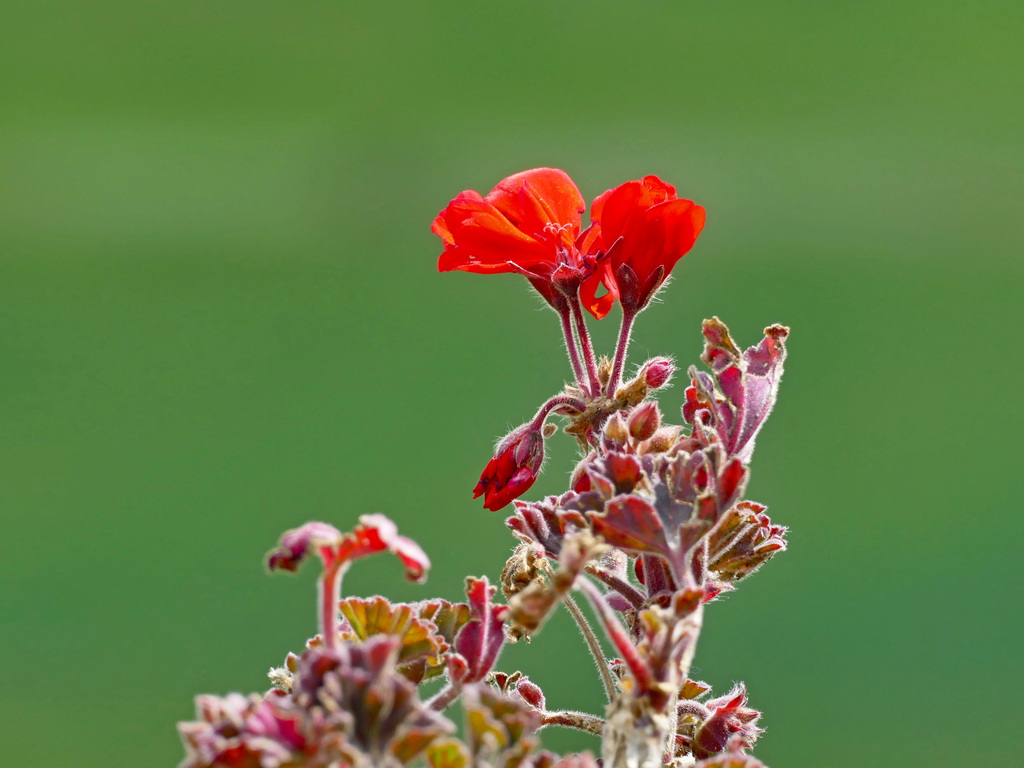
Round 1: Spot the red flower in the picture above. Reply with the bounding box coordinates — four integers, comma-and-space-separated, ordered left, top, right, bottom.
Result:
473, 421, 545, 511
434, 168, 606, 315
581, 175, 705, 317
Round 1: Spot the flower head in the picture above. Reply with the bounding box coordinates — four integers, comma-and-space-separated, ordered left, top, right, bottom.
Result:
581, 175, 706, 316
434, 168, 608, 315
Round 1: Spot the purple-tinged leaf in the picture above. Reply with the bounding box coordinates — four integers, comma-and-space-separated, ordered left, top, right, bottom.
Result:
454, 577, 509, 682
684, 318, 788, 465
591, 495, 672, 561
709, 501, 788, 583
461, 684, 542, 768
178, 690, 312, 768
692, 685, 764, 760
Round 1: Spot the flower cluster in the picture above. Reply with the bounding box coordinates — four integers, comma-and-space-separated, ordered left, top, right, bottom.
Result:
179, 168, 789, 767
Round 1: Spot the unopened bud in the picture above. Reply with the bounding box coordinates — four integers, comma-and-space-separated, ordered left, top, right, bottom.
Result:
570, 452, 597, 492
514, 677, 546, 710
603, 412, 629, 445
692, 684, 763, 759
474, 422, 546, 511
641, 357, 675, 389
641, 425, 682, 454
627, 401, 661, 441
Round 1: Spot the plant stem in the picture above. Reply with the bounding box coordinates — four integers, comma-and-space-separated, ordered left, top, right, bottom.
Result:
427, 682, 462, 712
540, 710, 606, 736
318, 558, 345, 652
562, 593, 617, 703
569, 297, 601, 396
585, 564, 646, 609
558, 305, 587, 388
575, 577, 653, 695
532, 394, 587, 427
607, 308, 637, 398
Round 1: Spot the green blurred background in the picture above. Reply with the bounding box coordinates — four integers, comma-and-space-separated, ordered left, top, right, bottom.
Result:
2, 2, 1020, 765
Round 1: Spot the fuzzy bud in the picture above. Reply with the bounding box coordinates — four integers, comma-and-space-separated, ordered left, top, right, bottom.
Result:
603, 412, 629, 446
692, 685, 763, 759
474, 422, 546, 511
640, 357, 675, 390
627, 401, 661, 441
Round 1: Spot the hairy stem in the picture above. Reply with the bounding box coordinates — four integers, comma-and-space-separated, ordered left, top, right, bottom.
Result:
318, 558, 346, 652
558, 305, 588, 388
427, 682, 462, 712
569, 297, 601, 396
586, 563, 646, 609
531, 394, 588, 427
562, 592, 617, 703
607, 308, 637, 398
575, 577, 653, 694
540, 710, 606, 736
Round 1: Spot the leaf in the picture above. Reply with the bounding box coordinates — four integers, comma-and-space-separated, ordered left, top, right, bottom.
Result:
425, 738, 470, 768
338, 596, 448, 684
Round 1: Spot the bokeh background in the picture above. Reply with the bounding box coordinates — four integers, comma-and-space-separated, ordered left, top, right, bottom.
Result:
2, 2, 1021, 765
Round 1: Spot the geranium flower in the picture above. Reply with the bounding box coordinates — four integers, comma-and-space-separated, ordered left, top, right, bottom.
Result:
581, 175, 706, 317
433, 168, 607, 315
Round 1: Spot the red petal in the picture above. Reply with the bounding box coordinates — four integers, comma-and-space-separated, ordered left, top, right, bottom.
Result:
618, 198, 706, 288
487, 168, 584, 242
579, 262, 617, 320
435, 196, 553, 273
591, 175, 676, 249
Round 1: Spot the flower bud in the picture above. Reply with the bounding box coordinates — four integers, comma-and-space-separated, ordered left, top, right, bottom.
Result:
474, 422, 546, 511
640, 425, 682, 455
627, 401, 661, 441
692, 685, 763, 759
640, 356, 675, 389
603, 412, 629, 446
514, 676, 546, 710
569, 451, 597, 492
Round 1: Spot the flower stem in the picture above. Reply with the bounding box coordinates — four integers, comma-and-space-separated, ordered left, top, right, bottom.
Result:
318, 557, 346, 652
427, 681, 462, 712
585, 563, 646, 609
531, 394, 587, 427
607, 308, 637, 398
569, 297, 601, 396
540, 710, 606, 736
562, 593, 617, 703
575, 577, 653, 695
558, 305, 587, 388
